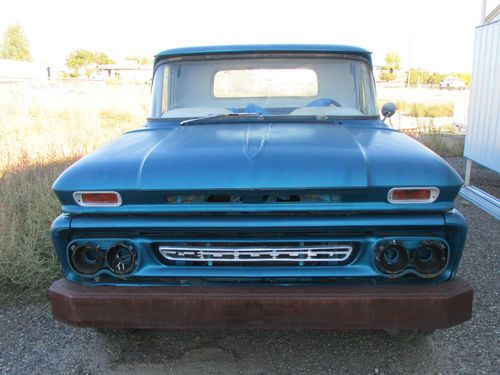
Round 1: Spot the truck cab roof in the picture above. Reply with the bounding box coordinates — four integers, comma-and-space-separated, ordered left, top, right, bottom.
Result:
155, 44, 372, 66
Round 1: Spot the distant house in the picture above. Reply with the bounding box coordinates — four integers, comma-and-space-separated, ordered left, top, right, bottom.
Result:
95, 63, 152, 83
0, 58, 48, 81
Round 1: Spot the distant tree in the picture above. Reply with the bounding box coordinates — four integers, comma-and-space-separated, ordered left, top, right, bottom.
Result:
65, 49, 115, 78
380, 52, 401, 82
66, 49, 93, 72
452, 72, 471, 87
427, 72, 445, 85
408, 68, 431, 86
125, 55, 152, 65
406, 70, 469, 88
0, 23, 32, 61
93, 52, 115, 65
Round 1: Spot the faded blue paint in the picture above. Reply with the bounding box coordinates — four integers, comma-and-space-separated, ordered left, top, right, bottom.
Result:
155, 44, 373, 66
53, 121, 463, 211
51, 210, 466, 285
51, 45, 467, 287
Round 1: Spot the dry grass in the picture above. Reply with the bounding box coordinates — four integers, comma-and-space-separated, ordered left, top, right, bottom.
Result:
385, 101, 454, 118
0, 81, 149, 295
402, 125, 465, 157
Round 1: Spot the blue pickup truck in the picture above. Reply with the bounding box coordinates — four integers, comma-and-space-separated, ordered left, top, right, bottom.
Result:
49, 45, 472, 334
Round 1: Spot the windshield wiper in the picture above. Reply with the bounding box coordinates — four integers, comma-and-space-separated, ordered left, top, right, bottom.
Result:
180, 112, 265, 125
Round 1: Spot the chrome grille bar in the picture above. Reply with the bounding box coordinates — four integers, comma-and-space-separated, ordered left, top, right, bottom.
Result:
158, 244, 353, 263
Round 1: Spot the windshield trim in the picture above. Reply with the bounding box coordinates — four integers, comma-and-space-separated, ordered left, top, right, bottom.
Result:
150, 53, 378, 120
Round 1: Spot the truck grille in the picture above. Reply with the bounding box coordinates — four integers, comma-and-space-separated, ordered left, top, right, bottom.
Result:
157, 242, 354, 266
164, 192, 342, 204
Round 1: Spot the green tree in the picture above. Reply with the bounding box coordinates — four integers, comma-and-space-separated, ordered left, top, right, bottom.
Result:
0, 23, 32, 61
452, 72, 471, 87
125, 55, 152, 65
65, 49, 115, 78
408, 68, 431, 87
427, 72, 445, 85
380, 52, 401, 82
66, 49, 93, 71
93, 52, 115, 65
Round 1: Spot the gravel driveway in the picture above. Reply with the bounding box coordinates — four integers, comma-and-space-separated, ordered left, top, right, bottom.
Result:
1, 158, 498, 375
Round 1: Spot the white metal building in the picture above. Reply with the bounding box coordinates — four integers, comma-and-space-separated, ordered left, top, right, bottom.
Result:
95, 63, 152, 83
461, 2, 500, 219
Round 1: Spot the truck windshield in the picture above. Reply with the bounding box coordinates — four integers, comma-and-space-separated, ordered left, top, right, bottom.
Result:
150, 55, 378, 120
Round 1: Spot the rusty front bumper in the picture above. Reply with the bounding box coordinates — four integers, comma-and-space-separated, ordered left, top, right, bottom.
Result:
49, 278, 473, 329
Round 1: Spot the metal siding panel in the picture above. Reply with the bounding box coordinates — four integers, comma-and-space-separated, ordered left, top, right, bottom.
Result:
465, 27, 481, 157
475, 27, 486, 163
484, 25, 496, 164
480, 24, 490, 164
487, 22, 497, 169
490, 25, 500, 167
478, 26, 489, 163
465, 21, 500, 173
487, 23, 500, 171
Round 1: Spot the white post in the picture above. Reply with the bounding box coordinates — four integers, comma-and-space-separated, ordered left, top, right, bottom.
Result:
464, 159, 473, 186
481, 0, 487, 23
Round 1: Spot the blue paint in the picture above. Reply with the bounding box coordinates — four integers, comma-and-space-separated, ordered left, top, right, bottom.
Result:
51, 45, 467, 287
53, 122, 462, 202
155, 44, 372, 66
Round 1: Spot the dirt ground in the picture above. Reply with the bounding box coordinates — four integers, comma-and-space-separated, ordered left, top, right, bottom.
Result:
0, 158, 498, 375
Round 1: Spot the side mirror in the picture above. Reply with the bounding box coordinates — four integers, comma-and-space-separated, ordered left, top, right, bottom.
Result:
381, 102, 396, 121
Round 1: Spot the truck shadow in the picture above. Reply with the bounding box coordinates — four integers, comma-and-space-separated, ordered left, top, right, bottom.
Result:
94, 328, 437, 374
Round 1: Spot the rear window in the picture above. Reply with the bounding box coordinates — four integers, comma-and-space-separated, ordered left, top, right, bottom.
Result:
213, 68, 318, 98
149, 55, 379, 119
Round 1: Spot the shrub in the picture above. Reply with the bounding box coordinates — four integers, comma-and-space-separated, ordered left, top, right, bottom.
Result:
0, 82, 148, 296
99, 109, 134, 128
406, 127, 465, 157
395, 102, 454, 118
0, 158, 71, 296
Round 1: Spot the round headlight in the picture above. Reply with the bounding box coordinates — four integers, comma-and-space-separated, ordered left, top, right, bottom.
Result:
71, 244, 104, 275
106, 242, 137, 274
413, 241, 448, 276
375, 242, 409, 274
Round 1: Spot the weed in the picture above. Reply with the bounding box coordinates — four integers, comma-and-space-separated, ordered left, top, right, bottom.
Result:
405, 127, 465, 157
389, 101, 454, 118
0, 82, 148, 295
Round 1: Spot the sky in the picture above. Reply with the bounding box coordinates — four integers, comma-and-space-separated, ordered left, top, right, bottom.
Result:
0, 0, 493, 72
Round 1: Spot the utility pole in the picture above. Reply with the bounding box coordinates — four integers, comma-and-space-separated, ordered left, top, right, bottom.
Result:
407, 36, 412, 88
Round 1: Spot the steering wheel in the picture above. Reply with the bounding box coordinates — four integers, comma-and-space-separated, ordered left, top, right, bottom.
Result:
306, 98, 342, 108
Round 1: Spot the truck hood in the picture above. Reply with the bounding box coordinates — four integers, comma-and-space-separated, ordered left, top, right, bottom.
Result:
53, 122, 462, 198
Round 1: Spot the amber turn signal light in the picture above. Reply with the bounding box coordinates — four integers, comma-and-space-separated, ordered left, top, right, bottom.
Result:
387, 187, 439, 203
73, 191, 122, 206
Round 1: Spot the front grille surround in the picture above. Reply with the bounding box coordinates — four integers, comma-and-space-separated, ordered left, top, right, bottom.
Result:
157, 242, 356, 266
